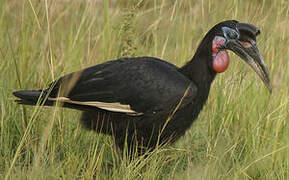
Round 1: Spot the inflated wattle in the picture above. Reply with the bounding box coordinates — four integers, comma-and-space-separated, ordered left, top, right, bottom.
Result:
213, 51, 229, 73
212, 36, 230, 73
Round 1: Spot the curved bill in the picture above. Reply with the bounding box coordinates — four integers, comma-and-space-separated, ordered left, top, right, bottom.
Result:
226, 39, 272, 93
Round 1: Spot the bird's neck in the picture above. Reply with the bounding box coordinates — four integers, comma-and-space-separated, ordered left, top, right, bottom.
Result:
179, 41, 217, 88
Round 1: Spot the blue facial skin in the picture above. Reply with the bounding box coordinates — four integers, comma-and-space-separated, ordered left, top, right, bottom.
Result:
222, 27, 240, 41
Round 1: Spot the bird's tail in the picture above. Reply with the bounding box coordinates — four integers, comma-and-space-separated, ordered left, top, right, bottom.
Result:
12, 90, 53, 106
13, 90, 94, 110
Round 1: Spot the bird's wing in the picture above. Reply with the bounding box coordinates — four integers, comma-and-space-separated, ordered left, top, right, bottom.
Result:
45, 57, 198, 115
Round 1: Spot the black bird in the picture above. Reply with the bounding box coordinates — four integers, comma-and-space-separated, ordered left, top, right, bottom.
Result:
13, 20, 272, 154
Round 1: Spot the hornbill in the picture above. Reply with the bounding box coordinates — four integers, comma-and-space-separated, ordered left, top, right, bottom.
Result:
13, 20, 272, 154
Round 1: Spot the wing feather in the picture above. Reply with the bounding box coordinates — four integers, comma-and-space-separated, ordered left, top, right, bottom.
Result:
48, 97, 142, 115
45, 57, 198, 115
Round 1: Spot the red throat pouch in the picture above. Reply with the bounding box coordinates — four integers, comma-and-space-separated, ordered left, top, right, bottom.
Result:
212, 51, 229, 73
212, 36, 229, 73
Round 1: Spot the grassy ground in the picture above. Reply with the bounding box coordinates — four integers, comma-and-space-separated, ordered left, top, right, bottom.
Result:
0, 0, 288, 179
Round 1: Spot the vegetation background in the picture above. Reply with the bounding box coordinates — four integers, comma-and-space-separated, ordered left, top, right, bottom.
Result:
0, 0, 288, 179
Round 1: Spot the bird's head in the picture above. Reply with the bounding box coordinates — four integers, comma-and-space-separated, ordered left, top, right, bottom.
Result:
205, 20, 272, 92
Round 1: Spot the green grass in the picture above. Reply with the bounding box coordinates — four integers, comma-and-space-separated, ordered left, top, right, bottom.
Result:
1, 0, 288, 179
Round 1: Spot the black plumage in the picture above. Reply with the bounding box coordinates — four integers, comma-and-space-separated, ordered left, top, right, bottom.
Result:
13, 20, 271, 154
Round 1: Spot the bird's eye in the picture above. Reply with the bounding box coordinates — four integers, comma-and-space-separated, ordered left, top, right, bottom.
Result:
222, 27, 239, 40
227, 30, 239, 39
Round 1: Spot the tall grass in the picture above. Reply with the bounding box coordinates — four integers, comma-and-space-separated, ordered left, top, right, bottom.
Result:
0, 0, 288, 179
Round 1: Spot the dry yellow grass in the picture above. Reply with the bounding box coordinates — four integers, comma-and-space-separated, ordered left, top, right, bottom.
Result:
0, 0, 288, 179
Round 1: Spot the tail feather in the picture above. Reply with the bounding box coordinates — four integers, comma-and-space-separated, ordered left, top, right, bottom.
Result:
13, 90, 41, 101
13, 90, 95, 110
13, 90, 48, 105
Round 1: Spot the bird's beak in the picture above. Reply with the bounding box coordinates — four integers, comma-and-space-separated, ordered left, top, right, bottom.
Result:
226, 39, 272, 93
